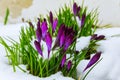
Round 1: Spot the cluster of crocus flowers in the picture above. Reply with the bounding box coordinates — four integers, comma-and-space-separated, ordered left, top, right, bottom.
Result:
33, 2, 104, 78
1, 1, 105, 79
61, 55, 72, 71
34, 17, 57, 58
34, 9, 76, 57
34, 2, 104, 73
55, 24, 75, 51
51, 23, 75, 70
34, 13, 76, 71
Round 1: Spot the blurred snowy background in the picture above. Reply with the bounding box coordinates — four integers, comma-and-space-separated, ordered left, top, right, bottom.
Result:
0, 0, 120, 27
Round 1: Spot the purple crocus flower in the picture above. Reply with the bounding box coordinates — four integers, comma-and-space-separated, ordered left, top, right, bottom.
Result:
49, 11, 58, 33
60, 31, 65, 47
61, 54, 66, 67
95, 35, 105, 40
83, 52, 101, 72
34, 40, 43, 56
67, 60, 72, 71
49, 11, 53, 25
54, 24, 75, 51
52, 24, 65, 50
73, 2, 80, 16
52, 18, 58, 33
65, 27, 73, 36
91, 34, 98, 40
77, 6, 80, 14
81, 14, 86, 27
45, 32, 52, 58
36, 27, 42, 42
73, 2, 77, 15
55, 24, 65, 45
64, 33, 74, 51
57, 24, 65, 40
41, 20, 48, 39
37, 18, 41, 28
91, 34, 105, 41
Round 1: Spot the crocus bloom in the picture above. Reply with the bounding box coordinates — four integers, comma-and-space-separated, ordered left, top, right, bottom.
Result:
95, 35, 105, 40
77, 6, 80, 14
61, 54, 66, 67
73, 2, 80, 16
55, 24, 65, 45
81, 14, 86, 27
49, 11, 58, 33
49, 11, 53, 25
54, 24, 75, 51
91, 34, 98, 40
57, 24, 65, 40
52, 18, 58, 33
45, 32, 52, 58
91, 34, 105, 41
67, 60, 72, 71
83, 52, 101, 72
36, 27, 42, 42
41, 20, 48, 39
65, 27, 74, 36
73, 2, 77, 15
64, 33, 74, 51
60, 31, 65, 47
34, 40, 43, 56
52, 24, 65, 50
37, 18, 41, 28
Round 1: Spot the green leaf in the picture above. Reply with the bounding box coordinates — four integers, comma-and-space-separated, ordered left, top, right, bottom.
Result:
4, 8, 10, 25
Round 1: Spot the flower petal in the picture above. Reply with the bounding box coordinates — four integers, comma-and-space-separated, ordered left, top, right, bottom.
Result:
95, 35, 105, 40
90, 34, 97, 40
65, 27, 73, 36
50, 11, 53, 25
34, 40, 43, 56
54, 24, 65, 46
52, 18, 58, 33
81, 14, 86, 27
45, 32, 52, 58
57, 24, 65, 40
61, 54, 66, 67
36, 27, 42, 42
77, 6, 80, 14
60, 31, 65, 47
37, 18, 41, 28
73, 2, 77, 15
67, 60, 72, 71
41, 20, 48, 39
83, 52, 101, 72
64, 33, 74, 51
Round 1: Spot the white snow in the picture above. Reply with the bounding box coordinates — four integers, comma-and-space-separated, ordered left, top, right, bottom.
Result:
76, 36, 91, 51
0, 23, 120, 80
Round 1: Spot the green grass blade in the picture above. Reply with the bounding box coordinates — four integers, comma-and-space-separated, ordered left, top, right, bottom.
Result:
4, 8, 10, 25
